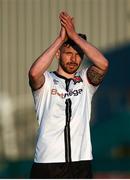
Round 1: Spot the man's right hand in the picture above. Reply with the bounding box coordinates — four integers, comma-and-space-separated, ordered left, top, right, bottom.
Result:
59, 26, 68, 42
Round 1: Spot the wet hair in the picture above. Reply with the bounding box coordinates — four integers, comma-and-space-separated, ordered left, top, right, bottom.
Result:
63, 33, 87, 59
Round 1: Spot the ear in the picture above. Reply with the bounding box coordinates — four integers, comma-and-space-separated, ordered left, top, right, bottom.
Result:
55, 49, 61, 60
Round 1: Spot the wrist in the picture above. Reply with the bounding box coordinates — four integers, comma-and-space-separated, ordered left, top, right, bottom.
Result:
58, 36, 70, 46
70, 32, 80, 41
56, 36, 65, 47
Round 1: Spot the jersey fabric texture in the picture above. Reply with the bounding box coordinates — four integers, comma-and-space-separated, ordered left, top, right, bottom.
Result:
31, 68, 98, 163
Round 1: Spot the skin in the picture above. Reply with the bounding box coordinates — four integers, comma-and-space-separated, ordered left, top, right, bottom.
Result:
29, 11, 109, 90
56, 45, 82, 76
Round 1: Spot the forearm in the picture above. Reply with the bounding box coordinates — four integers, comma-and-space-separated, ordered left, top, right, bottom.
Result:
72, 33, 108, 71
29, 36, 63, 79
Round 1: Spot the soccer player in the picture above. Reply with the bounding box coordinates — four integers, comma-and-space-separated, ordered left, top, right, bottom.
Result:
29, 11, 109, 178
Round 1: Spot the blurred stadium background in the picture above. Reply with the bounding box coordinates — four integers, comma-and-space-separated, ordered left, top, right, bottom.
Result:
0, 0, 130, 178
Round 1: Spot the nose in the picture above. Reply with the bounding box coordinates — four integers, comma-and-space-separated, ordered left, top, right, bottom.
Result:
70, 54, 76, 62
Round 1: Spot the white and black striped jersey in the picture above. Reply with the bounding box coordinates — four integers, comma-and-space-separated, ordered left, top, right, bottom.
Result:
31, 68, 98, 163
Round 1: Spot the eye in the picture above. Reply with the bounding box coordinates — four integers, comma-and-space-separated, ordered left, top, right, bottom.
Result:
76, 53, 80, 58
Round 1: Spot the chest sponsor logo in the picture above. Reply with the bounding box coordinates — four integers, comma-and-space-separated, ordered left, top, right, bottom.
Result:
51, 89, 83, 99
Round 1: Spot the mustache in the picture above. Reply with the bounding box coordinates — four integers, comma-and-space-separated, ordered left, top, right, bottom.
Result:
67, 62, 78, 66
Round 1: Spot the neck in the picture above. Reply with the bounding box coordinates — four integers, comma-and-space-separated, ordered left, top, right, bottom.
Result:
56, 67, 75, 79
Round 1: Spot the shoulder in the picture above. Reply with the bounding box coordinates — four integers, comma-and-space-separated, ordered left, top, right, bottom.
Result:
31, 71, 53, 93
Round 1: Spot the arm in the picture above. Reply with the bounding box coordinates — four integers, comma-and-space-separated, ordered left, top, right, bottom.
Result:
76, 37, 109, 85
71, 35, 109, 86
60, 11, 109, 86
28, 27, 66, 90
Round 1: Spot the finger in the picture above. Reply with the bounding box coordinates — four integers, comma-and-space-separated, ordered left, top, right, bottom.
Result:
60, 15, 72, 27
60, 13, 74, 28
60, 17, 66, 25
60, 11, 67, 17
60, 17, 74, 30
60, 19, 72, 31
60, 16, 68, 26
59, 13, 68, 21
64, 12, 73, 21
60, 11, 69, 16
63, 11, 72, 20
60, 20, 72, 34
60, 20, 67, 30
60, 12, 72, 21
62, 11, 69, 17
60, 19, 66, 26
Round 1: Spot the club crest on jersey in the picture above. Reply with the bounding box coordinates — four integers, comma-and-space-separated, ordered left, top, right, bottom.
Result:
73, 76, 83, 84
53, 79, 59, 85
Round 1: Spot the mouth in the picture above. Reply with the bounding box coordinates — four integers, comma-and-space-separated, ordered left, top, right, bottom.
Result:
67, 63, 78, 67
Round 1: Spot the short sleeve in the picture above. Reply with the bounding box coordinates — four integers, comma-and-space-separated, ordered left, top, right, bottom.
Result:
31, 71, 52, 123
32, 71, 51, 97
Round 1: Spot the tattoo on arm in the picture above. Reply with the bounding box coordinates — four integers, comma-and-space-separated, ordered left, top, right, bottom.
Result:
87, 65, 107, 86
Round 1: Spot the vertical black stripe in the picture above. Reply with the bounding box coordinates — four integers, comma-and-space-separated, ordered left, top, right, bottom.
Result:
65, 79, 71, 92
65, 98, 72, 162
64, 79, 72, 162
53, 73, 72, 162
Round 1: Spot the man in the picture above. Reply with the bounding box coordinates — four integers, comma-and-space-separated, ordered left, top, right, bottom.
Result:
29, 11, 109, 178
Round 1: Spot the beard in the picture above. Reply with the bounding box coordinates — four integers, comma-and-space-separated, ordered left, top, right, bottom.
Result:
59, 59, 80, 74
